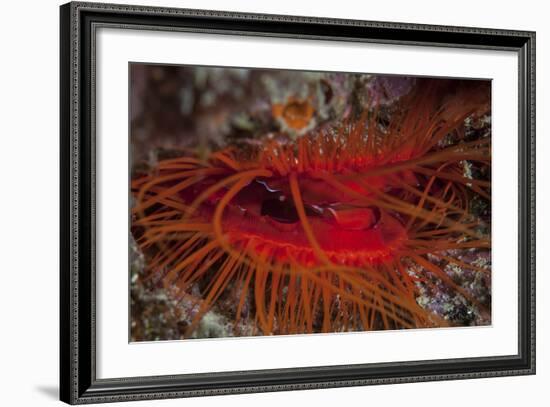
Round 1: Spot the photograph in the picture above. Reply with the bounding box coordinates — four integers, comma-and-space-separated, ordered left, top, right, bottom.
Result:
56, 2, 536, 403
129, 64, 492, 341
0, 0, 544, 405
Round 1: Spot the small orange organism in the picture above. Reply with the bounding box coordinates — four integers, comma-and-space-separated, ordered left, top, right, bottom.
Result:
272, 96, 315, 132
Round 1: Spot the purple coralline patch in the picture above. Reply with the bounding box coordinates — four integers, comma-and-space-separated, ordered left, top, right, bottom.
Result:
366, 76, 416, 107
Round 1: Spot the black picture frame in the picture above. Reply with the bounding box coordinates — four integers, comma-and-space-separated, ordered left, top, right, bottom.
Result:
60, 1, 536, 404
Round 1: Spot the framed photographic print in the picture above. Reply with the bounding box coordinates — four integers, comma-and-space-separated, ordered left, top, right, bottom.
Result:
60, 1, 536, 404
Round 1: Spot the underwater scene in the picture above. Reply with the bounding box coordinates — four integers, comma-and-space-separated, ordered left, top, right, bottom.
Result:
129, 64, 491, 341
